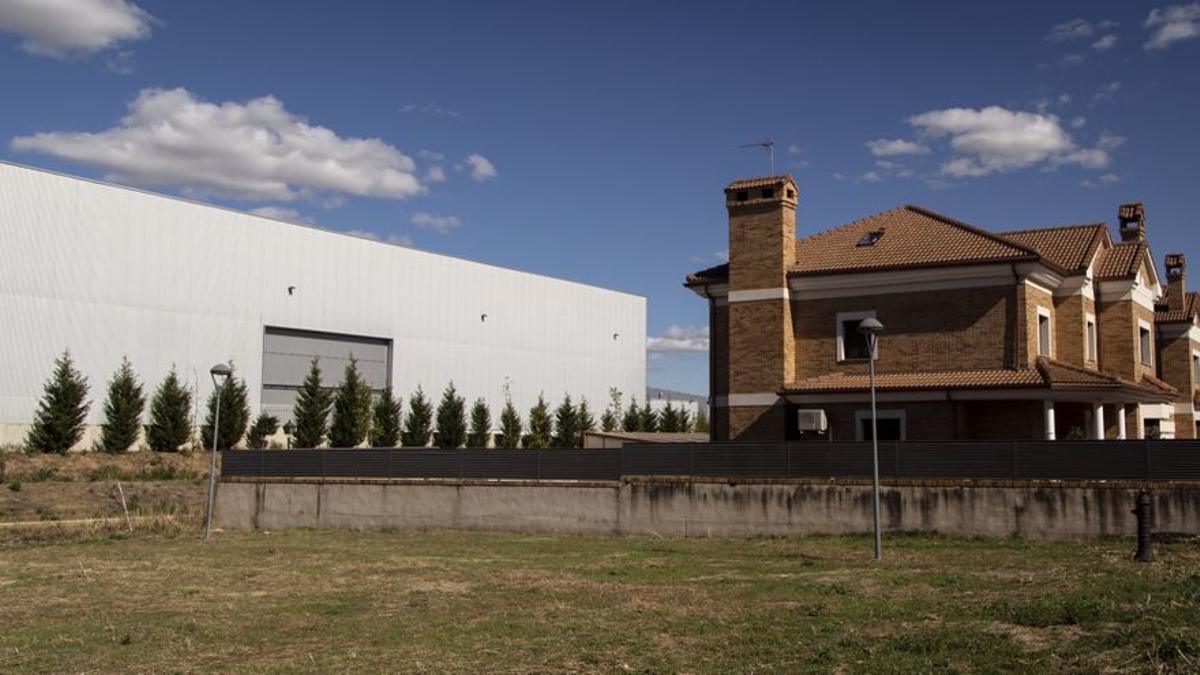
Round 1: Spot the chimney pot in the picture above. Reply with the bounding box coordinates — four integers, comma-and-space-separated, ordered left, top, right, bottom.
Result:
1118, 202, 1146, 242
1166, 253, 1187, 312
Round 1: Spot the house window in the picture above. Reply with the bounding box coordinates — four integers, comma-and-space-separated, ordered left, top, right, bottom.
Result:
1192, 352, 1199, 381
855, 409, 905, 441
1139, 323, 1152, 366
836, 311, 877, 362
1037, 308, 1052, 357
1085, 317, 1097, 362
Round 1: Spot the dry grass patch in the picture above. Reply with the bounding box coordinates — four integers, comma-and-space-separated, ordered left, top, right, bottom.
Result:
1, 530, 1198, 672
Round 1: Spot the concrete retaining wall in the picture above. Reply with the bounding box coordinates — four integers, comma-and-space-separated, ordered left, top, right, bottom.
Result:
215, 477, 1200, 540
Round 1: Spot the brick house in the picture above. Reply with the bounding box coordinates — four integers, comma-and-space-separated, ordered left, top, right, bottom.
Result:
686, 175, 1193, 442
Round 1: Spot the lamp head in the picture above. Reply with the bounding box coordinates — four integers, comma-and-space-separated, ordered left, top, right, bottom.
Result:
282, 420, 295, 435
857, 317, 884, 335
209, 362, 233, 388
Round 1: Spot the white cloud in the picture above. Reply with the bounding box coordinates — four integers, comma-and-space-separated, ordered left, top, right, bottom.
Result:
400, 102, 461, 119
832, 173, 847, 181
1092, 81, 1122, 104
11, 87, 425, 202
1145, 3, 1200, 49
463, 153, 497, 181
345, 229, 414, 247
1081, 173, 1122, 189
1046, 18, 1118, 43
714, 249, 729, 262
908, 106, 1119, 177
1092, 34, 1118, 50
860, 171, 883, 183
249, 206, 313, 224
646, 326, 709, 354
425, 165, 446, 183
1058, 93, 1072, 105
787, 144, 803, 155
865, 138, 929, 157
1070, 116, 1087, 128
410, 211, 459, 234
1058, 53, 1085, 67
0, 0, 153, 57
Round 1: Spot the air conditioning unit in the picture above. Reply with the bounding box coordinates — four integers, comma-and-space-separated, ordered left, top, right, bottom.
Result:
797, 409, 828, 433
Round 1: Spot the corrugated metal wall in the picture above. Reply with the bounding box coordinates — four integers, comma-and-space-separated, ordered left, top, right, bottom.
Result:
0, 162, 646, 437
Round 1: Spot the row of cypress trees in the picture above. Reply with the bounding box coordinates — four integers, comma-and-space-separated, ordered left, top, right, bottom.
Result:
25, 350, 234, 454
22, 351, 709, 454
287, 358, 610, 449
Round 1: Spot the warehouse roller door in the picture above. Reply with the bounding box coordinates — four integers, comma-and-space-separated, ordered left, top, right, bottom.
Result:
261, 326, 391, 421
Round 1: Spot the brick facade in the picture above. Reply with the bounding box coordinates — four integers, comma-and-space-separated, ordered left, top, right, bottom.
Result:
791, 285, 1014, 379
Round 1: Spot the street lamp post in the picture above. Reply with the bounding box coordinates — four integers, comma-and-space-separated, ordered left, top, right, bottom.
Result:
283, 420, 295, 449
858, 318, 885, 561
204, 363, 233, 541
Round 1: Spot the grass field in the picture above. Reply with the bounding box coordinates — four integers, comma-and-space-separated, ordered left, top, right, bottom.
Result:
2, 528, 1199, 673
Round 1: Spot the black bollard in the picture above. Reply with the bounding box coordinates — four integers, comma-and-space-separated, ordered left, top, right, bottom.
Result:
1132, 489, 1154, 563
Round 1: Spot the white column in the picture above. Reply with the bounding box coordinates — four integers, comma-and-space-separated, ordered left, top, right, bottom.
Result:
1116, 405, 1127, 440
1093, 403, 1106, 440
1044, 400, 1056, 440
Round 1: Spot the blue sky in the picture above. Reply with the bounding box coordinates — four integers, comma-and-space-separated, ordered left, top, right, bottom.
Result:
1, 1, 1198, 397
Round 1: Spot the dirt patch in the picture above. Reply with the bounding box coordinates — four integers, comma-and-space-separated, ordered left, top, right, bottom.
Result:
986, 621, 1087, 652
1, 449, 210, 483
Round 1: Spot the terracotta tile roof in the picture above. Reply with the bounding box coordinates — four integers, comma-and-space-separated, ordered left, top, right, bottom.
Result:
790, 206, 1041, 276
1155, 291, 1199, 323
779, 358, 1176, 401
997, 224, 1109, 273
1094, 241, 1146, 280
686, 262, 729, 286
780, 368, 1045, 394
1034, 358, 1122, 389
726, 175, 795, 190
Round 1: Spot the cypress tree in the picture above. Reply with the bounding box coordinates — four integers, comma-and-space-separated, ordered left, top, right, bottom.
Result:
575, 397, 596, 448
201, 376, 250, 450
622, 397, 640, 433
525, 394, 551, 449
639, 401, 659, 432
467, 398, 492, 448
369, 386, 402, 447
247, 412, 280, 449
26, 350, 90, 454
694, 407, 711, 434
329, 357, 373, 448
433, 382, 467, 449
679, 406, 693, 433
659, 401, 679, 433
498, 397, 523, 449
100, 357, 145, 453
601, 387, 621, 432
292, 358, 332, 448
401, 386, 433, 447
551, 394, 577, 448
145, 367, 192, 452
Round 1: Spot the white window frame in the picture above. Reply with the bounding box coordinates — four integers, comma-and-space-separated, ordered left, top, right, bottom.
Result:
854, 409, 906, 441
1084, 313, 1097, 363
836, 310, 878, 362
1138, 319, 1153, 366
1036, 306, 1053, 357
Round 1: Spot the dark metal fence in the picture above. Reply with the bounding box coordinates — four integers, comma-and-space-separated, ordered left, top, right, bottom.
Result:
221, 441, 1200, 482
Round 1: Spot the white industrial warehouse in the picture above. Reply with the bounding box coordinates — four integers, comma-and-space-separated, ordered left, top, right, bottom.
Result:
0, 161, 646, 448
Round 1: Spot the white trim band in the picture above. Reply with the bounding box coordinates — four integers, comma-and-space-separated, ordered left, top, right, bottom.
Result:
728, 287, 790, 303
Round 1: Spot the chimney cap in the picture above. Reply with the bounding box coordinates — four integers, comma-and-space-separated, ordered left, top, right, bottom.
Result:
724, 175, 797, 208
1166, 253, 1186, 276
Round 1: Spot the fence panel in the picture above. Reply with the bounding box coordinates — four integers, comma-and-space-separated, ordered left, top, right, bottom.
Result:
219, 441, 1200, 482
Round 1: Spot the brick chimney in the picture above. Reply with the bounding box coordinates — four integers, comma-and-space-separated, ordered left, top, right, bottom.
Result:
724, 175, 797, 440
1118, 202, 1146, 243
1166, 253, 1187, 311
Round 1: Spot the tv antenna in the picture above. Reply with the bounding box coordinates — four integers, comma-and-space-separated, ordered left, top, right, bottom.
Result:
738, 138, 774, 174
